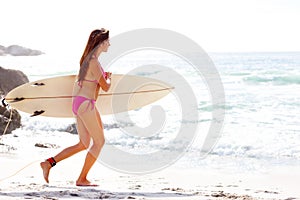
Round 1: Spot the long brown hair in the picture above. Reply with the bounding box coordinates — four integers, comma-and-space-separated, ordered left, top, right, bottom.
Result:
78, 28, 109, 82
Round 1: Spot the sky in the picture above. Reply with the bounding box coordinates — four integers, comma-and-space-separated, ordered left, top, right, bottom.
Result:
1, 0, 300, 55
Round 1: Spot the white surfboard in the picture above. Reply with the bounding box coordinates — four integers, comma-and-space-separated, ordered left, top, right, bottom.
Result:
5, 74, 173, 118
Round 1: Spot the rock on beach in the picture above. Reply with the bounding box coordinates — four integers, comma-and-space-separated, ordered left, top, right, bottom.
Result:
0, 66, 29, 135
0, 45, 44, 56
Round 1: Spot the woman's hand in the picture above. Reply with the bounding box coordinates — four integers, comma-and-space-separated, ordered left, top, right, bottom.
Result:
106, 72, 112, 79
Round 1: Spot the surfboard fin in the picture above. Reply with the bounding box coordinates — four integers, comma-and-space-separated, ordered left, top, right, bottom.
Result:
11, 97, 25, 103
31, 110, 45, 117
32, 82, 45, 86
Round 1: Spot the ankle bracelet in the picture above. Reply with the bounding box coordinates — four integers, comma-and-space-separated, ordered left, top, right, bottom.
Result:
46, 157, 57, 167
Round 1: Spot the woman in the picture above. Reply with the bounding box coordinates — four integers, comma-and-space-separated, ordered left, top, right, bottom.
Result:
40, 28, 111, 186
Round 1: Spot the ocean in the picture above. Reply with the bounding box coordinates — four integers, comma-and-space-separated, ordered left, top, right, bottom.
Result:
0, 51, 299, 174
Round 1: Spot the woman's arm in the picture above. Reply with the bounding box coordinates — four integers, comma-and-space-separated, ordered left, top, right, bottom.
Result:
99, 73, 111, 92
90, 59, 111, 92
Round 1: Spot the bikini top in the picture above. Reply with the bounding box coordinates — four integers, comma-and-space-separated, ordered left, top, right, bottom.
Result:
77, 79, 97, 87
77, 56, 108, 88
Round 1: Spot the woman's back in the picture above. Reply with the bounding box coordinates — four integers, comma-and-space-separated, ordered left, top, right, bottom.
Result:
72, 58, 100, 100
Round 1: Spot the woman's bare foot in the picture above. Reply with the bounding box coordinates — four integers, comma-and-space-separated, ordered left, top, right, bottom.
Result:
76, 179, 98, 186
40, 161, 51, 183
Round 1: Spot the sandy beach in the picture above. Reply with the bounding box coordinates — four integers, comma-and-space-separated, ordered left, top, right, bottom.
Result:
1, 119, 300, 200
1, 150, 299, 200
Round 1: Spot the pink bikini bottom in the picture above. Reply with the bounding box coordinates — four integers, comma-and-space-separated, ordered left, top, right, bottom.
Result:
72, 96, 96, 116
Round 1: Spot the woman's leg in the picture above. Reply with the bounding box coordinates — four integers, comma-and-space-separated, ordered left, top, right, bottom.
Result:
40, 116, 90, 183
95, 107, 104, 129
76, 108, 105, 186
